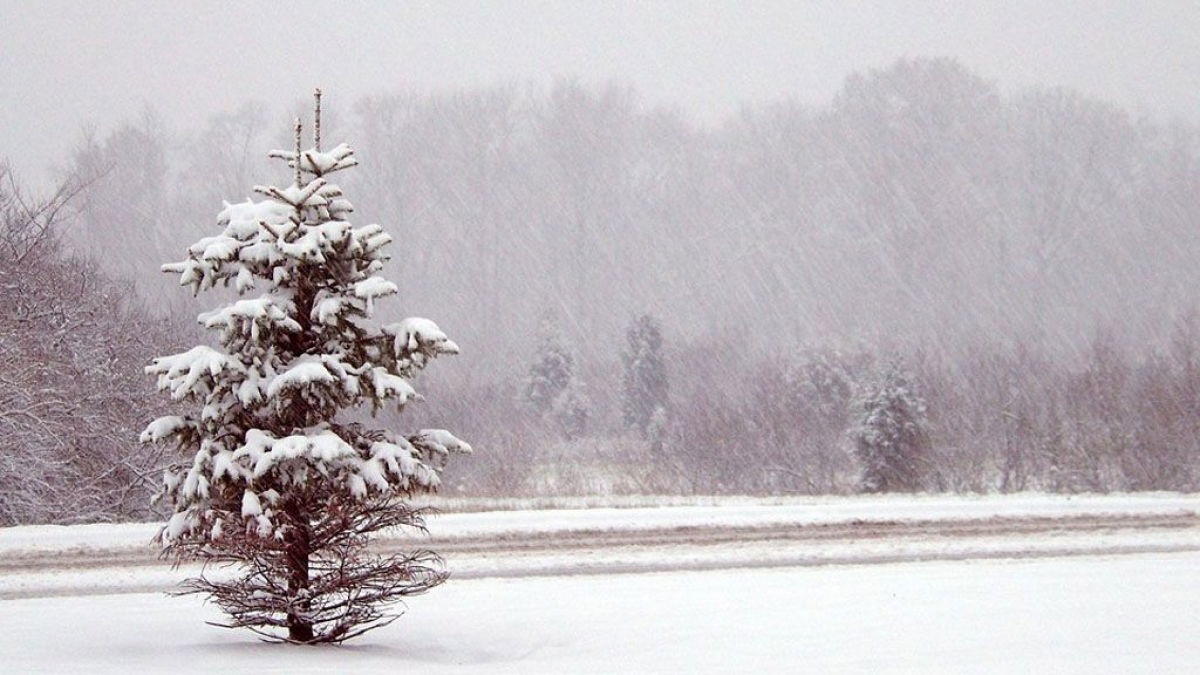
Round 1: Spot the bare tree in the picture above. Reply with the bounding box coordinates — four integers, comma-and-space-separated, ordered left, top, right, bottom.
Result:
0, 162, 169, 525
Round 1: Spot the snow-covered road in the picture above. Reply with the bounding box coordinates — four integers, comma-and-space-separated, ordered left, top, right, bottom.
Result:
2, 494, 1198, 599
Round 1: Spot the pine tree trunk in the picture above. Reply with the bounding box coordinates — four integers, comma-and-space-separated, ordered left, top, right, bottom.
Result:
285, 506, 314, 643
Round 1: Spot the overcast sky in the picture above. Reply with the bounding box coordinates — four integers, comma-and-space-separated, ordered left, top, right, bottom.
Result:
2, 1, 1198, 187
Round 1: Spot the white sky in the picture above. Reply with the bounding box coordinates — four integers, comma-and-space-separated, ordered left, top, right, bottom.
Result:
2, 1, 1198, 187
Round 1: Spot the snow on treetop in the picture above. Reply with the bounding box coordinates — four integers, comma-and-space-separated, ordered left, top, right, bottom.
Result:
269, 143, 359, 176
254, 178, 329, 209
165, 197, 390, 295
218, 198, 294, 239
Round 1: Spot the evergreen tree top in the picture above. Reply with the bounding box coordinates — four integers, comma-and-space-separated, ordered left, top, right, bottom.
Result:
142, 94, 469, 546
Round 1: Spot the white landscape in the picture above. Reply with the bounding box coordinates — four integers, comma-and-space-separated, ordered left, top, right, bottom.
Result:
3, 494, 1198, 673
4, 2, 1200, 673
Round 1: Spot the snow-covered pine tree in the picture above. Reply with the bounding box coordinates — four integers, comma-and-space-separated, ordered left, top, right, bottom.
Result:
621, 314, 668, 441
141, 91, 470, 644
525, 314, 572, 412
847, 359, 930, 492
525, 314, 588, 439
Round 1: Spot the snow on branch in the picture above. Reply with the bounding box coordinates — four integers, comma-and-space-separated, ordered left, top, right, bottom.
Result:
384, 317, 460, 358
139, 415, 191, 444
268, 143, 359, 177
147, 346, 243, 400
253, 177, 328, 208
198, 295, 300, 341
409, 429, 473, 456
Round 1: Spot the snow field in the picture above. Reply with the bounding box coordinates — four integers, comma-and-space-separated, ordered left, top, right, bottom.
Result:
1, 552, 1196, 674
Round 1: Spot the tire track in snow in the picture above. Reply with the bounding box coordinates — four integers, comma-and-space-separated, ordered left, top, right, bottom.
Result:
2, 512, 1194, 572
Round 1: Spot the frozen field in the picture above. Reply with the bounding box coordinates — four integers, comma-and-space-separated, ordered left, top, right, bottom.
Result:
2, 552, 1196, 674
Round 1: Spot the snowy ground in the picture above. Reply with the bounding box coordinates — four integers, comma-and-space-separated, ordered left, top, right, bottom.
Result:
2, 553, 1197, 674
2, 494, 1198, 672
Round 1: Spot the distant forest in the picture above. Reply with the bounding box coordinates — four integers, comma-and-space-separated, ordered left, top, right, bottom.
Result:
6, 57, 1200, 524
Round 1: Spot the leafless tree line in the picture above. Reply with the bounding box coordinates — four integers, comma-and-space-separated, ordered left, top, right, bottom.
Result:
63, 60, 1200, 368
0, 164, 176, 525
4, 58, 1200, 521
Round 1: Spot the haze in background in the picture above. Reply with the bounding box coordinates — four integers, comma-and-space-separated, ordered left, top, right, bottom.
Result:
7, 1, 1200, 513
2, 1, 1199, 187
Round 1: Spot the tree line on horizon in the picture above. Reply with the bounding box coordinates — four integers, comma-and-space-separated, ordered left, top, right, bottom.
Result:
4, 57, 1200, 525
